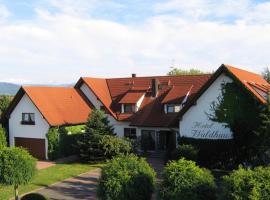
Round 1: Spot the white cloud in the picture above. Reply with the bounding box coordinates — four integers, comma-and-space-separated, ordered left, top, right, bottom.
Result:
0, 4, 11, 19
0, 1, 269, 84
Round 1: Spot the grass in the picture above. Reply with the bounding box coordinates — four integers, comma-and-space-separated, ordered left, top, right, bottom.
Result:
0, 162, 104, 200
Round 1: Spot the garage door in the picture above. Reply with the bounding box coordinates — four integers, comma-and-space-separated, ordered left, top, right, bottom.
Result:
15, 137, 46, 160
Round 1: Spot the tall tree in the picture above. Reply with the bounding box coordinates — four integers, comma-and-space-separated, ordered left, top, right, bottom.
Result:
0, 95, 11, 116
77, 109, 115, 162
209, 82, 262, 164
167, 67, 206, 76
262, 67, 270, 83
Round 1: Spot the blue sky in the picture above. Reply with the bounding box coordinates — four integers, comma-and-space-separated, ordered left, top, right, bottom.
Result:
0, 0, 270, 84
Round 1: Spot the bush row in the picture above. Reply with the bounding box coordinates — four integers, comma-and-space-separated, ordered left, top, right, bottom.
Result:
98, 155, 270, 200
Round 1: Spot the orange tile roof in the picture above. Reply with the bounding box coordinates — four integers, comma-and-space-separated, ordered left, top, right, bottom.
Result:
81, 74, 211, 127
225, 64, 270, 103
119, 91, 145, 104
23, 87, 92, 126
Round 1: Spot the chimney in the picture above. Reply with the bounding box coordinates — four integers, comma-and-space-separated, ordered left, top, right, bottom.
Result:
132, 73, 136, 78
151, 78, 159, 97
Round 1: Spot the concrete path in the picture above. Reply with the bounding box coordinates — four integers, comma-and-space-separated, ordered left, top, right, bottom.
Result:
37, 168, 101, 200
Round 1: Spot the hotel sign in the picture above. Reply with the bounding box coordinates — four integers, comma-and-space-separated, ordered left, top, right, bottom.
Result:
190, 121, 233, 139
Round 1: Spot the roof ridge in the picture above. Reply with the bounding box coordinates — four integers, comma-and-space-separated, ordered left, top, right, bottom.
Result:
223, 64, 262, 77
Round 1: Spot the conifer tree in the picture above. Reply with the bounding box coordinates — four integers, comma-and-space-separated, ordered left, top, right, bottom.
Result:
78, 109, 115, 162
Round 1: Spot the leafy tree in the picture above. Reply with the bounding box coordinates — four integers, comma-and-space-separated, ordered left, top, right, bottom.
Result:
209, 82, 262, 165
262, 67, 270, 83
0, 125, 7, 148
167, 67, 206, 76
77, 109, 115, 162
0, 95, 11, 116
0, 147, 37, 200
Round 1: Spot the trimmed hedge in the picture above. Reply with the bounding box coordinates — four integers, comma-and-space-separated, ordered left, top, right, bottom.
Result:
99, 135, 132, 159
97, 155, 156, 200
220, 166, 270, 200
159, 158, 216, 200
171, 144, 198, 162
178, 137, 236, 169
21, 193, 49, 200
46, 127, 83, 160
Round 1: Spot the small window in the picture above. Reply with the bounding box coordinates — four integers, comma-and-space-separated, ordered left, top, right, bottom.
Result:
123, 104, 135, 113
167, 104, 181, 113
124, 128, 137, 139
21, 113, 35, 125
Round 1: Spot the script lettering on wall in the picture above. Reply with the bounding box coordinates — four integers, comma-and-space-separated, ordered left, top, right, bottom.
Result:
191, 121, 232, 139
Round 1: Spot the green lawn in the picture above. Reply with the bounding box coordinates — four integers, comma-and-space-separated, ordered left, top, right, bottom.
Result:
0, 162, 103, 200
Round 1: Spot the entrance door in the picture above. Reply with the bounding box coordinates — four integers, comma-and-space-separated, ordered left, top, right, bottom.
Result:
141, 130, 156, 151
157, 131, 167, 150
15, 137, 46, 160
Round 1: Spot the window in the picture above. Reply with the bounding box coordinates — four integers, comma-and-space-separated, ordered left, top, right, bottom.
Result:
167, 104, 181, 113
123, 104, 135, 113
124, 128, 137, 139
21, 113, 35, 125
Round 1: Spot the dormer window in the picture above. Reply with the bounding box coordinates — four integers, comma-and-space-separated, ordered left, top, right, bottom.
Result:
123, 104, 135, 113
166, 104, 181, 113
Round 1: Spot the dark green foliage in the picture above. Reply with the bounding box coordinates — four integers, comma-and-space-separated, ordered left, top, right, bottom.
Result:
252, 98, 270, 165
97, 155, 156, 200
0, 95, 12, 116
220, 166, 270, 200
167, 67, 206, 76
159, 158, 216, 200
21, 193, 49, 200
178, 137, 236, 169
0, 125, 7, 148
46, 128, 60, 160
46, 126, 83, 160
0, 147, 37, 200
171, 144, 198, 162
99, 135, 132, 159
77, 109, 115, 162
209, 82, 262, 165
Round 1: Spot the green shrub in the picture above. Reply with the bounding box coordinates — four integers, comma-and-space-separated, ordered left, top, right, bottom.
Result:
0, 147, 37, 200
46, 127, 82, 160
0, 125, 7, 148
171, 144, 199, 162
220, 166, 270, 200
99, 135, 132, 159
159, 158, 216, 200
21, 193, 49, 200
97, 155, 156, 200
46, 128, 60, 160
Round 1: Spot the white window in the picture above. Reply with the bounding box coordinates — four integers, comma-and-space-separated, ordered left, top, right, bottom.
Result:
123, 104, 135, 113
21, 113, 35, 125
166, 104, 181, 113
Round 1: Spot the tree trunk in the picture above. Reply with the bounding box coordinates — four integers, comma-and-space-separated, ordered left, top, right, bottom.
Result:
14, 184, 19, 200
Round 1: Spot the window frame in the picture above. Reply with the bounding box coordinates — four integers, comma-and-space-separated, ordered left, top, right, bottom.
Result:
123, 104, 135, 113
21, 113, 35, 125
124, 128, 137, 139
166, 104, 181, 113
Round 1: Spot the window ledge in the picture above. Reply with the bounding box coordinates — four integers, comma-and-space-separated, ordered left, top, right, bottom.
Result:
21, 121, 35, 125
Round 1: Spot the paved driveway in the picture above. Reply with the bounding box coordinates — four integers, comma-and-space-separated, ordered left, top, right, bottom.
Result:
37, 168, 101, 200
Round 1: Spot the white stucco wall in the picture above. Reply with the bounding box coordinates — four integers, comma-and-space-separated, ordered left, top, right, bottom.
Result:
136, 94, 145, 111
179, 73, 233, 140
80, 83, 103, 109
9, 94, 50, 158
